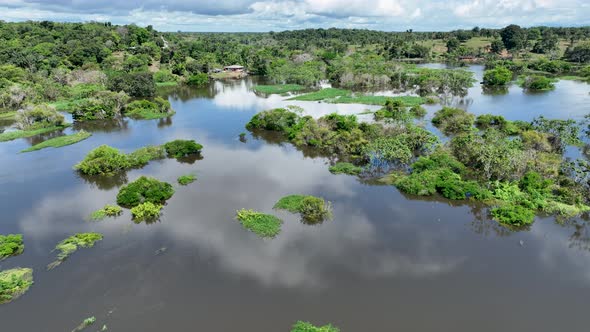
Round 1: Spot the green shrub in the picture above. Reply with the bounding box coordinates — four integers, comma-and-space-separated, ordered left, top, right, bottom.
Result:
0, 268, 33, 304
74, 145, 131, 175
187, 73, 209, 86
483, 66, 512, 86
290, 321, 340, 332
0, 234, 24, 260
274, 194, 332, 224
16, 104, 65, 130
163, 139, 203, 158
116, 176, 175, 208
409, 105, 427, 118
394, 169, 440, 196
127, 145, 166, 167
90, 204, 122, 221
431, 107, 475, 135
177, 174, 197, 185
522, 75, 555, 91
72, 91, 129, 121
246, 108, 300, 133
154, 70, 177, 83
235, 209, 282, 238
491, 204, 535, 226
329, 162, 363, 175
130, 202, 163, 222
125, 97, 174, 120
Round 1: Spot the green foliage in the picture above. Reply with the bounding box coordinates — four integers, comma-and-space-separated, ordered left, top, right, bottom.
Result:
186, 73, 209, 87
0, 268, 33, 304
107, 71, 155, 97
0, 234, 24, 260
127, 145, 166, 167
531, 116, 581, 149
522, 75, 555, 91
246, 108, 301, 133
483, 67, 512, 86
130, 202, 163, 222
290, 321, 340, 332
288, 88, 349, 101
116, 176, 174, 208
154, 70, 177, 84
254, 84, 305, 94
71, 91, 129, 121
74, 145, 131, 175
16, 104, 66, 130
177, 174, 197, 185
49, 233, 103, 269
329, 162, 363, 175
475, 114, 524, 135
163, 139, 203, 158
289, 89, 425, 106
491, 205, 535, 226
90, 204, 122, 221
0, 125, 68, 142
21, 131, 91, 152
274, 194, 333, 224
431, 107, 475, 135
564, 42, 590, 63
235, 209, 282, 238
125, 97, 174, 120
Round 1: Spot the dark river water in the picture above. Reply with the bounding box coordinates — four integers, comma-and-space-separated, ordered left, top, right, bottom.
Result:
1, 67, 590, 332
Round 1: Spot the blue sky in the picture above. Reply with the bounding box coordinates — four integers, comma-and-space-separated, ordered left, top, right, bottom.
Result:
0, 0, 588, 32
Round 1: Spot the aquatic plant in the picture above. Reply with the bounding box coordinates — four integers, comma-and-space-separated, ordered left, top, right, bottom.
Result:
521, 75, 556, 91
177, 174, 197, 185
329, 162, 363, 175
21, 131, 92, 152
163, 139, 203, 159
130, 202, 163, 222
116, 176, 175, 208
0, 268, 33, 304
0, 234, 24, 260
0, 125, 69, 142
491, 204, 535, 226
431, 107, 475, 135
89, 204, 122, 221
254, 84, 305, 94
127, 145, 166, 167
15, 104, 66, 130
71, 91, 129, 121
483, 66, 512, 86
274, 194, 333, 224
71, 316, 96, 332
125, 97, 175, 120
75, 144, 165, 176
290, 321, 340, 332
235, 209, 282, 238
48, 233, 103, 270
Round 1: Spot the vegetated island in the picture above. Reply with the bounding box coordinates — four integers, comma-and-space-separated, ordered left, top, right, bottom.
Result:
0, 268, 33, 304
235, 209, 283, 238
0, 234, 25, 260
274, 194, 333, 224
89, 204, 123, 221
116, 176, 175, 222
21, 130, 92, 152
48, 233, 103, 270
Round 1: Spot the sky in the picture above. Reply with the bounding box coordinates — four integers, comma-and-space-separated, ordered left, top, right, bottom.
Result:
0, 0, 588, 32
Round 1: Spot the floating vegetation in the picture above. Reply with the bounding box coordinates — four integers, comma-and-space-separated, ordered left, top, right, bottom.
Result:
235, 209, 282, 238
274, 195, 333, 224
130, 202, 163, 222
0, 268, 33, 304
48, 233, 103, 270
116, 176, 175, 208
329, 162, 363, 175
74, 144, 164, 176
254, 84, 305, 95
177, 174, 197, 185
71, 316, 96, 332
0, 234, 24, 260
0, 111, 17, 120
89, 204, 122, 221
21, 131, 92, 152
163, 139, 203, 159
289, 88, 425, 106
0, 125, 69, 142
124, 97, 175, 120
290, 321, 340, 332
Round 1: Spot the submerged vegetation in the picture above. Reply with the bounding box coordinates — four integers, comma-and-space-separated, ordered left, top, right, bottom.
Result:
289, 88, 426, 106
48, 233, 103, 270
21, 131, 91, 152
274, 195, 333, 224
0, 125, 69, 142
235, 209, 282, 238
90, 204, 123, 221
116, 176, 175, 208
0, 234, 24, 260
71, 316, 97, 332
254, 84, 305, 95
290, 321, 340, 332
177, 174, 197, 185
0, 268, 33, 304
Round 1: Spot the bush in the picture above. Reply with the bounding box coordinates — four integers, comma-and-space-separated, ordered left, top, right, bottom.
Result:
116, 176, 175, 208
491, 204, 535, 226
274, 194, 332, 224
432, 107, 475, 135
74, 145, 131, 175
154, 70, 177, 83
522, 75, 555, 91
71, 91, 129, 121
16, 104, 65, 130
177, 174, 197, 185
329, 162, 363, 175
107, 71, 155, 97
0, 268, 33, 304
127, 145, 166, 167
0, 234, 24, 260
187, 73, 209, 86
290, 321, 340, 332
246, 108, 300, 133
125, 97, 174, 119
483, 67, 512, 86
163, 139, 203, 158
235, 209, 282, 238
130, 202, 163, 221
90, 204, 122, 221
409, 105, 427, 118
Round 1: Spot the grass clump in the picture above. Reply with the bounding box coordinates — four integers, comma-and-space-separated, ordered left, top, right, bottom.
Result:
0, 268, 33, 304
235, 209, 282, 238
48, 233, 103, 270
0, 125, 69, 142
288, 88, 349, 101
491, 204, 535, 226
254, 84, 305, 94
177, 174, 197, 185
127, 145, 166, 166
124, 97, 175, 120
21, 131, 91, 152
329, 162, 363, 175
74, 144, 165, 176
290, 321, 340, 332
89, 204, 122, 221
130, 202, 163, 222
0, 234, 24, 260
116, 176, 175, 208
163, 139, 203, 159
274, 194, 333, 224
289, 88, 425, 106
521, 75, 556, 91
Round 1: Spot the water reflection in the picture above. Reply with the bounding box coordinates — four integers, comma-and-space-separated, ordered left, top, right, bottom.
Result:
73, 118, 129, 133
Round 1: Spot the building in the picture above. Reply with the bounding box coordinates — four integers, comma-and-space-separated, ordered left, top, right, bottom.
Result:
223, 65, 244, 72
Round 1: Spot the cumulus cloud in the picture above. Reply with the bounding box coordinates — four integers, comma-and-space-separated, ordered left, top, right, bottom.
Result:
0, 0, 588, 31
